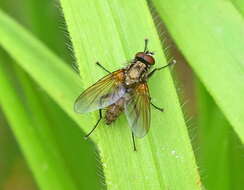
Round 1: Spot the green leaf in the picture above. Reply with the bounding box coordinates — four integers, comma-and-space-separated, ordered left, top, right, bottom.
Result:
152, 0, 244, 143
0, 1, 100, 189
232, 0, 244, 15
0, 50, 23, 188
196, 80, 244, 189
0, 56, 100, 189
196, 81, 231, 190
0, 61, 77, 190
0, 5, 201, 190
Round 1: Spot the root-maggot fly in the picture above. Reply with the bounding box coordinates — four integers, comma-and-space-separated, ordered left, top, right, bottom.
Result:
74, 39, 174, 151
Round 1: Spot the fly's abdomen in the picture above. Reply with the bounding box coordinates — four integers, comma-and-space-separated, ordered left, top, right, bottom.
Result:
105, 98, 125, 125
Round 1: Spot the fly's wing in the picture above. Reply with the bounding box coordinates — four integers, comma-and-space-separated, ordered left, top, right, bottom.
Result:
74, 69, 126, 113
125, 83, 151, 138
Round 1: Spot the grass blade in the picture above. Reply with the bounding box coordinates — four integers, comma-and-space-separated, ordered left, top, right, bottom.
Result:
232, 0, 244, 15
60, 0, 201, 189
0, 62, 77, 190
0, 6, 201, 190
0, 1, 100, 188
152, 0, 244, 143
196, 80, 244, 189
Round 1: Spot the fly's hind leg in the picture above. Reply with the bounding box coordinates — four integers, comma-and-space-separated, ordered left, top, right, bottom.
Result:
151, 102, 164, 112
96, 62, 111, 74
132, 132, 137, 151
149, 96, 164, 112
84, 109, 103, 139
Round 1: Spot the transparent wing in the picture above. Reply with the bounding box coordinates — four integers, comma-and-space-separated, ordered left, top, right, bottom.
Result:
125, 83, 151, 138
74, 69, 126, 113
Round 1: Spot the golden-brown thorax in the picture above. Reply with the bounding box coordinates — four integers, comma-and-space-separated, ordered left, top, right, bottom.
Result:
125, 61, 147, 86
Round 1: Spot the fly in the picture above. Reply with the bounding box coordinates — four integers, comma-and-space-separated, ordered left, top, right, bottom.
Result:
74, 39, 175, 151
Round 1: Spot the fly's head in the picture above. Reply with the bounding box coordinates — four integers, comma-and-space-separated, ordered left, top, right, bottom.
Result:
134, 50, 155, 74
135, 51, 155, 68
134, 39, 155, 70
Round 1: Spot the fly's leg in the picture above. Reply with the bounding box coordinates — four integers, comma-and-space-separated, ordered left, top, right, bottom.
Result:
147, 60, 176, 79
132, 132, 137, 151
96, 62, 111, 74
84, 109, 103, 139
149, 96, 164, 112
151, 102, 164, 112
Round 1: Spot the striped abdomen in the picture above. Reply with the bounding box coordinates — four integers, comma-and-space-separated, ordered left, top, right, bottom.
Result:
105, 97, 125, 125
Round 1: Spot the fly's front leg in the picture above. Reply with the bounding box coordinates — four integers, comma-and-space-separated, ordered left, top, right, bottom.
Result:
96, 62, 111, 74
147, 60, 176, 79
147, 60, 175, 111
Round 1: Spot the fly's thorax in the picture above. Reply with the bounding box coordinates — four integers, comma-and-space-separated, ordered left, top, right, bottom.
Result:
125, 61, 148, 86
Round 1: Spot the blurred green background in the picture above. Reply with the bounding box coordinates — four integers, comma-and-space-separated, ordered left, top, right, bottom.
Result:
0, 0, 244, 190
0, 0, 101, 189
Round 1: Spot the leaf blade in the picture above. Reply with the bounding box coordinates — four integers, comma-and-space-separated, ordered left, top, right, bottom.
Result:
0, 4, 201, 189
152, 0, 244, 143
60, 0, 202, 189
0, 62, 78, 190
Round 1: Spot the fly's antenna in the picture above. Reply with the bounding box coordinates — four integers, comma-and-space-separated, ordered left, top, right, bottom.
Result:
144, 38, 149, 52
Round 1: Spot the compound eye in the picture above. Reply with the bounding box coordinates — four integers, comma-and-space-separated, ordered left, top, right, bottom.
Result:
143, 54, 155, 65
135, 52, 145, 59
135, 52, 155, 65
